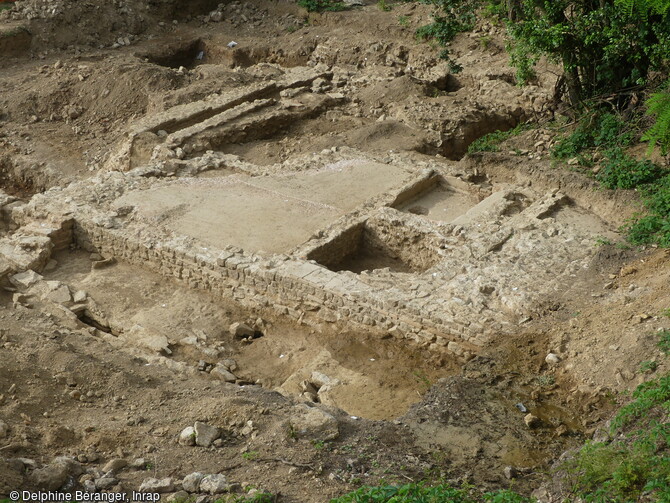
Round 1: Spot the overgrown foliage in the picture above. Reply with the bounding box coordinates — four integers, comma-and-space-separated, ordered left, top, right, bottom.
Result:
642, 81, 670, 155
547, 109, 670, 246
507, 1, 670, 102
565, 376, 670, 501
414, 0, 479, 70
467, 122, 529, 153
551, 112, 634, 160
561, 324, 670, 502
329, 483, 533, 502
626, 175, 670, 247
297, 0, 348, 12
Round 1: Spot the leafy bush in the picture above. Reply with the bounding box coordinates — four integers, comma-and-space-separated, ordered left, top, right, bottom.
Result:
507, 1, 670, 104
642, 82, 670, 155
659, 329, 670, 355
626, 175, 670, 246
467, 123, 530, 153
597, 148, 666, 189
552, 112, 633, 159
414, 0, 478, 66
330, 483, 472, 502
565, 371, 670, 502
298, 0, 348, 12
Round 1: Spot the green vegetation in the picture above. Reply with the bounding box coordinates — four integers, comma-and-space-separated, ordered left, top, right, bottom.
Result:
241, 450, 259, 461
546, 109, 670, 246
467, 123, 530, 153
564, 373, 670, 502
378, 0, 393, 11
297, 0, 349, 12
658, 329, 670, 355
642, 81, 670, 155
640, 360, 659, 373
398, 15, 410, 26
414, 0, 479, 70
507, 2, 670, 101
214, 492, 275, 503
329, 483, 533, 502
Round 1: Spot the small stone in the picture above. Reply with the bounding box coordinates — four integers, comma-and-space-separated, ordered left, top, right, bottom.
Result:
194, 421, 220, 447
130, 458, 147, 469
73, 290, 88, 303
0, 420, 9, 438
200, 474, 229, 494
220, 359, 238, 372
182, 472, 204, 493
545, 353, 561, 365
139, 477, 174, 493
44, 282, 71, 303
210, 365, 237, 383
289, 404, 339, 441
524, 413, 541, 428
240, 421, 254, 436
179, 426, 196, 446
102, 458, 127, 474
9, 270, 42, 288
555, 424, 569, 437
503, 466, 518, 479
229, 322, 254, 338
95, 477, 118, 489
81, 479, 96, 492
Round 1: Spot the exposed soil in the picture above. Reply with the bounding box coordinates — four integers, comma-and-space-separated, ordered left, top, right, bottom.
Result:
1, 1, 669, 502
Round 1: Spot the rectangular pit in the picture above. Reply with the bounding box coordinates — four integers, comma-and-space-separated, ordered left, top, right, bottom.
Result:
306, 215, 442, 274
393, 175, 479, 223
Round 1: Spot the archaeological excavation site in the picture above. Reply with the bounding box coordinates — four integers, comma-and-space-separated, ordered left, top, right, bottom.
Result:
0, 0, 669, 502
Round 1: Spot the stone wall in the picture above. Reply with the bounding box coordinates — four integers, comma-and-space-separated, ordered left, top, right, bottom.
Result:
72, 216, 474, 358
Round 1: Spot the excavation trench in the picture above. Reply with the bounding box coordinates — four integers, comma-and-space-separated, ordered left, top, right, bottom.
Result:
44, 249, 460, 421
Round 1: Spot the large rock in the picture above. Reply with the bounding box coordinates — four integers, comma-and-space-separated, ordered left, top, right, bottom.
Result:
210, 365, 237, 383
194, 421, 219, 447
200, 474, 229, 494
139, 477, 174, 493
0, 420, 8, 438
289, 404, 339, 441
182, 472, 204, 493
229, 322, 254, 338
9, 270, 42, 289
0, 235, 53, 271
178, 426, 196, 446
127, 324, 170, 354
30, 463, 69, 490
102, 458, 127, 474
43, 281, 72, 304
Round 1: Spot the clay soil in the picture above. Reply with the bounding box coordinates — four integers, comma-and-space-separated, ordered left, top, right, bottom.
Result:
1, 1, 669, 502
